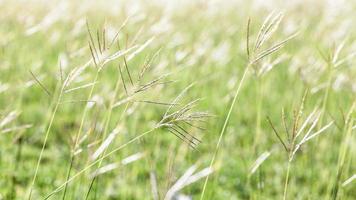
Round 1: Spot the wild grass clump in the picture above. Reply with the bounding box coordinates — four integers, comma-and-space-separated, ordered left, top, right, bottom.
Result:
0, 0, 355, 199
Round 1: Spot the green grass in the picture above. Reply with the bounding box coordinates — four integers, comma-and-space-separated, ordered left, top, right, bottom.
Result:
0, 0, 355, 199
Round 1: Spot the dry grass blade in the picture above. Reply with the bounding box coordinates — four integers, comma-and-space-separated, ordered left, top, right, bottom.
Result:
167, 127, 197, 150
303, 121, 333, 142
123, 55, 133, 85
282, 108, 290, 143
59, 60, 64, 83
1, 124, 32, 134
86, 21, 99, 63
136, 100, 179, 106
88, 42, 98, 68
291, 121, 333, 160
334, 51, 356, 67
91, 129, 120, 160
246, 17, 251, 60
165, 164, 213, 200
250, 151, 271, 175
127, 37, 155, 61
342, 174, 356, 187
91, 152, 144, 177
97, 29, 102, 54
117, 39, 134, 85
64, 82, 99, 93
58, 100, 96, 105
102, 44, 138, 66
102, 27, 106, 51
0, 111, 20, 129
29, 70, 52, 97
118, 64, 128, 95
108, 16, 130, 48
150, 171, 159, 200
267, 117, 288, 152
64, 60, 92, 87
295, 109, 318, 138
332, 39, 346, 64
112, 96, 134, 108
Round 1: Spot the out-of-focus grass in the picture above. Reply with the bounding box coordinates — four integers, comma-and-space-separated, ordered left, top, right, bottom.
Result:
0, 0, 355, 199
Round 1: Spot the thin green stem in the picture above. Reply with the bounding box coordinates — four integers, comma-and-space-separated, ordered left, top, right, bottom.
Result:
200, 65, 249, 200
250, 76, 263, 197
283, 161, 291, 200
319, 64, 333, 130
85, 72, 121, 199
28, 84, 65, 200
331, 103, 354, 200
62, 70, 100, 199
44, 128, 156, 200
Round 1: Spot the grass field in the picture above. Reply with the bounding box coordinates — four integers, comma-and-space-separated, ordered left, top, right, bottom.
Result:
0, 0, 355, 199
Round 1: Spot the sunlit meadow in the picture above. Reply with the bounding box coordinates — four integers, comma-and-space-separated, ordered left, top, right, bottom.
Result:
0, 0, 355, 199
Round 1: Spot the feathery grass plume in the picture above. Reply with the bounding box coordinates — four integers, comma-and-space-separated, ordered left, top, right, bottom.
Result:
84, 41, 169, 200
342, 174, 356, 187
42, 83, 208, 199
2, 1, 356, 199
61, 20, 135, 199
201, 12, 297, 200
267, 92, 334, 200
158, 98, 209, 150
27, 48, 91, 199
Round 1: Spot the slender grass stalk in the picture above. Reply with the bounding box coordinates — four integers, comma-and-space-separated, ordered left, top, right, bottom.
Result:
330, 102, 355, 200
318, 61, 333, 130
254, 77, 263, 152
61, 70, 100, 199
9, 135, 23, 199
28, 82, 65, 200
266, 90, 335, 200
62, 156, 74, 200
44, 128, 156, 200
283, 160, 291, 200
85, 68, 122, 199
200, 64, 250, 200
248, 74, 264, 197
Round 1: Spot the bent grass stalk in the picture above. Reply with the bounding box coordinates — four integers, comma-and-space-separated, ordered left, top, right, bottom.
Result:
200, 64, 250, 199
